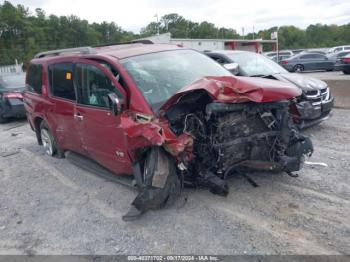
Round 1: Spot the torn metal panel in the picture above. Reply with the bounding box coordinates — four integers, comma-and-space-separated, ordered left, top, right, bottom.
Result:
159, 76, 301, 112
119, 111, 194, 159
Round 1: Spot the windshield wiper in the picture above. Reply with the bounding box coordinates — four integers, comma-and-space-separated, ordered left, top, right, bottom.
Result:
250, 74, 267, 77
250, 74, 275, 78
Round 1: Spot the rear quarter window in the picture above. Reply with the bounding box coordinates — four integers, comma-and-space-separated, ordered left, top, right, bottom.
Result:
26, 64, 43, 94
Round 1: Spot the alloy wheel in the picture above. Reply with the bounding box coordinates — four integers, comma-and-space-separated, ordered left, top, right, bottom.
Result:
295, 65, 304, 72
41, 128, 54, 156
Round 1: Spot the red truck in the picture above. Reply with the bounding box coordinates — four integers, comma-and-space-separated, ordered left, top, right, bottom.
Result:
24, 44, 313, 220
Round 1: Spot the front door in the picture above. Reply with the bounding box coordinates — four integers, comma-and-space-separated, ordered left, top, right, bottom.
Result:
73, 59, 132, 175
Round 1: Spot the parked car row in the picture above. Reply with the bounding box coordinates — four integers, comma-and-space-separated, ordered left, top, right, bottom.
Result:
280, 53, 334, 72
205, 50, 334, 129
265, 47, 350, 73
22, 44, 315, 219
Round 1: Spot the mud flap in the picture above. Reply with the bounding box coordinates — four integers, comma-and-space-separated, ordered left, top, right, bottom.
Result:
123, 147, 181, 221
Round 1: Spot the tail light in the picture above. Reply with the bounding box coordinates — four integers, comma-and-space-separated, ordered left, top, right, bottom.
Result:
281, 60, 289, 65
343, 57, 350, 63
2, 92, 23, 99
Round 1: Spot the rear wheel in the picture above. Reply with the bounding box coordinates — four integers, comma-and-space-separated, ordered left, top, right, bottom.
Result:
343, 70, 350, 75
40, 121, 64, 158
293, 64, 304, 72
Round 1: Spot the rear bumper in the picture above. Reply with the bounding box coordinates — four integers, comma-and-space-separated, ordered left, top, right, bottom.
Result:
0, 99, 26, 118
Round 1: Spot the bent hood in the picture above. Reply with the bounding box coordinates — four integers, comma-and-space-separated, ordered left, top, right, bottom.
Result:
160, 76, 301, 111
274, 73, 328, 91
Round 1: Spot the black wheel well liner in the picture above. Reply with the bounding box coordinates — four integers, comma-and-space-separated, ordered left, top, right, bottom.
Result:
34, 117, 44, 145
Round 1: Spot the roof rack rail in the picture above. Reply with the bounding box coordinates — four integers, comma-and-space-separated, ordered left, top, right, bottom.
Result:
34, 46, 96, 59
93, 40, 153, 48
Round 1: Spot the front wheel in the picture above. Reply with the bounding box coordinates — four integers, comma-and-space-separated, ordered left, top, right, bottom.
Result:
40, 121, 64, 158
343, 70, 350, 75
123, 147, 181, 221
293, 64, 304, 72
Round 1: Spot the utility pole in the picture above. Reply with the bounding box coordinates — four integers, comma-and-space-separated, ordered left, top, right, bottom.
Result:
276, 27, 279, 63
154, 14, 160, 35
242, 27, 245, 39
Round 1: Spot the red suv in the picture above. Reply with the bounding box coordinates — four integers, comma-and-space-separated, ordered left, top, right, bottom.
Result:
24, 44, 313, 220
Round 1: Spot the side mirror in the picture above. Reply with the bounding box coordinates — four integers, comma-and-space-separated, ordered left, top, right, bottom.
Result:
223, 63, 239, 75
107, 93, 124, 115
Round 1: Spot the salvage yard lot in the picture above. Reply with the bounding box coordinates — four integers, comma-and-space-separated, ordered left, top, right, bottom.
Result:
0, 109, 349, 255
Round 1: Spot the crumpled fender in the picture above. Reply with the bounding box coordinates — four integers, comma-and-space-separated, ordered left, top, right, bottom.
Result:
119, 112, 193, 158
160, 76, 301, 112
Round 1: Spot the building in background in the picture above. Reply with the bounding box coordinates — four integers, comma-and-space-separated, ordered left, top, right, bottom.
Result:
137, 33, 277, 53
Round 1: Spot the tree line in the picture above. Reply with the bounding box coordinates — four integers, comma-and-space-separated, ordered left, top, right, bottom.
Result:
1, 1, 350, 66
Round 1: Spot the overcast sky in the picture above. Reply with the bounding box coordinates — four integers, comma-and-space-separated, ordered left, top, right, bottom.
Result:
5, 0, 350, 34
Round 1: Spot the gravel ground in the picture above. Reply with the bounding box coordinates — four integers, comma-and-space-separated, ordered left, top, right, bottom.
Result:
0, 109, 349, 255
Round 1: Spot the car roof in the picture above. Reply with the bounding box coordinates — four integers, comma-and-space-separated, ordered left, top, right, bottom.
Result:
94, 43, 182, 59
31, 43, 184, 63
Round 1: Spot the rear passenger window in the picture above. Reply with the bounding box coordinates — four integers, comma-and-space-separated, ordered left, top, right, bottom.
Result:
48, 63, 76, 101
335, 48, 342, 52
301, 54, 315, 59
26, 64, 42, 94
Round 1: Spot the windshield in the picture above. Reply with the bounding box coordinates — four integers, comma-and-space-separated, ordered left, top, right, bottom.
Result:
121, 49, 231, 110
227, 52, 288, 76
0, 74, 25, 89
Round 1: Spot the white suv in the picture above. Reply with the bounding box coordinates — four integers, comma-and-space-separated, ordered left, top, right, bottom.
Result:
328, 45, 350, 54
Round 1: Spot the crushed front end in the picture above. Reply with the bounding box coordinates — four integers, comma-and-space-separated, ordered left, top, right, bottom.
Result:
122, 76, 314, 220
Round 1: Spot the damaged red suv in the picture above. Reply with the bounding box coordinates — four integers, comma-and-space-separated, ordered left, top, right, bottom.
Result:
24, 44, 313, 220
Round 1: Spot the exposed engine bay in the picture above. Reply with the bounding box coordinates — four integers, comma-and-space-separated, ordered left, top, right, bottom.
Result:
164, 91, 313, 194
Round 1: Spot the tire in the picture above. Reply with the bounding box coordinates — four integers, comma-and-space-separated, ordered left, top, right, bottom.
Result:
39, 121, 64, 158
293, 64, 304, 72
132, 147, 181, 211
343, 70, 350, 75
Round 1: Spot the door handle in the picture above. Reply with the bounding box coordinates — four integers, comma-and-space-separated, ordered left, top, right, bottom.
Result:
74, 114, 84, 121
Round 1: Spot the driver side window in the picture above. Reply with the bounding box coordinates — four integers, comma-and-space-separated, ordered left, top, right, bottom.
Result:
75, 63, 122, 108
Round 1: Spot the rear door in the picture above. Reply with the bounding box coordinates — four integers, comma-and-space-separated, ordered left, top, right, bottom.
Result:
299, 54, 315, 70
73, 59, 132, 175
47, 62, 84, 154
313, 54, 332, 70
